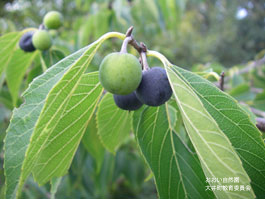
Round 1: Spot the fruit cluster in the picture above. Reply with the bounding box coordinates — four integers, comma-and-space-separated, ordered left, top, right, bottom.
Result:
99, 37, 172, 111
19, 11, 63, 52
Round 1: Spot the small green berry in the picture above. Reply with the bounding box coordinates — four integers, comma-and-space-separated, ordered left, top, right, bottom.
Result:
99, 52, 142, 95
43, 11, 63, 29
32, 30, 52, 51
49, 29, 57, 38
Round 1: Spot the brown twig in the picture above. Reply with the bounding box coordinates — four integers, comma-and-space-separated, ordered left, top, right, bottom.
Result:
140, 43, 150, 71
125, 26, 134, 37
39, 24, 45, 30
249, 106, 265, 118
124, 26, 145, 54
108, 0, 113, 10
239, 102, 265, 132
219, 71, 225, 91
256, 118, 265, 132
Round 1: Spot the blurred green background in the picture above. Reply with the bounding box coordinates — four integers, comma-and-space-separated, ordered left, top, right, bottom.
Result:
0, 0, 264, 198
1, 0, 264, 67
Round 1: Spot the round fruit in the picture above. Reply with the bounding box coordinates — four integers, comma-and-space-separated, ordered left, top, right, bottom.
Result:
49, 29, 57, 38
99, 52, 142, 95
43, 11, 63, 29
113, 92, 143, 111
19, 31, 36, 52
136, 67, 172, 106
32, 30, 52, 51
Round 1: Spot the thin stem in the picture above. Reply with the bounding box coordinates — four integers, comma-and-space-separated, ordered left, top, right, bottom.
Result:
239, 102, 265, 132
22, 28, 38, 34
256, 118, 265, 132
120, 37, 132, 53
147, 50, 172, 67
140, 51, 150, 71
40, 54, 47, 72
128, 37, 142, 54
250, 106, 265, 118
39, 24, 45, 30
219, 71, 225, 91
124, 26, 144, 54
98, 31, 125, 42
125, 26, 134, 37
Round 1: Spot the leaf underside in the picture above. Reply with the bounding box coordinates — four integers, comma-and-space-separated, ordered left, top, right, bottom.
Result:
133, 105, 214, 199
0, 32, 22, 76
165, 65, 255, 199
31, 72, 103, 184
173, 66, 265, 198
4, 45, 89, 199
20, 40, 103, 191
97, 92, 132, 154
6, 50, 39, 106
82, 114, 105, 173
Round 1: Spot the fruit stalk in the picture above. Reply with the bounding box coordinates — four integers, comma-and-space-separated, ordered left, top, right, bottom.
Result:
147, 50, 172, 67
140, 44, 150, 71
38, 24, 45, 30
120, 36, 132, 54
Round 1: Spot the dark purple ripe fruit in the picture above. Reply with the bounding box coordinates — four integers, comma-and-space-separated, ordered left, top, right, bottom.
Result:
19, 31, 36, 52
113, 92, 143, 111
136, 67, 172, 106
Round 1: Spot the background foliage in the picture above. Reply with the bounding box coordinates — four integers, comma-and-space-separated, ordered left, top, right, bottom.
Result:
0, 0, 264, 198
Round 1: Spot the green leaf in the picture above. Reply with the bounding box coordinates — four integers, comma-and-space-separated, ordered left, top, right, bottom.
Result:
239, 104, 257, 124
17, 31, 125, 195
228, 83, 256, 102
253, 91, 265, 111
97, 93, 132, 154
0, 32, 22, 76
166, 65, 255, 199
26, 62, 42, 85
4, 31, 125, 199
20, 42, 103, 186
174, 66, 265, 198
4, 45, 89, 199
42, 49, 65, 68
6, 50, 39, 106
50, 177, 62, 199
82, 114, 105, 173
29, 71, 102, 184
133, 105, 214, 199
0, 87, 13, 110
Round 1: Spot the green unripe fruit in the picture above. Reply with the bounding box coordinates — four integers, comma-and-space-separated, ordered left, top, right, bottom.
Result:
32, 30, 52, 51
99, 52, 142, 95
43, 11, 63, 29
49, 29, 57, 38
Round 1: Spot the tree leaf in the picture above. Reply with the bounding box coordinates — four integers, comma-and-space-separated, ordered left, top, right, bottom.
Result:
174, 66, 265, 198
50, 177, 62, 199
30, 72, 103, 184
82, 114, 105, 173
228, 83, 256, 102
6, 50, 39, 106
17, 31, 125, 194
19, 40, 103, 187
97, 93, 132, 154
42, 49, 65, 68
133, 105, 214, 199
0, 87, 13, 110
0, 32, 22, 76
166, 65, 255, 199
4, 31, 125, 199
4, 45, 90, 199
253, 91, 265, 111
